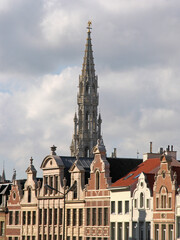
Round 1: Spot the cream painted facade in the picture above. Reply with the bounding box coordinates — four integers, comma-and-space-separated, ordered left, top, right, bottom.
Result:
110, 188, 131, 240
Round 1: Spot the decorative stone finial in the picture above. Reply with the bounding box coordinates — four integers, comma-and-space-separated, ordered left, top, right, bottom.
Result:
51, 145, 57, 155
30, 157, 33, 165
93, 138, 106, 155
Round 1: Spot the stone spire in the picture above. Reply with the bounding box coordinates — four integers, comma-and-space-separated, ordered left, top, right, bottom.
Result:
70, 22, 102, 157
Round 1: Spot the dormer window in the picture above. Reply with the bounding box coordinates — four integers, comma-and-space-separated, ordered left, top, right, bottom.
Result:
96, 171, 100, 190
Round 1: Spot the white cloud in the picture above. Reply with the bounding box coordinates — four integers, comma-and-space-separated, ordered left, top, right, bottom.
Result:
0, 0, 180, 179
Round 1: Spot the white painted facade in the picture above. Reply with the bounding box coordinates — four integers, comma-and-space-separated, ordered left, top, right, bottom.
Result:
110, 173, 153, 240
132, 173, 153, 240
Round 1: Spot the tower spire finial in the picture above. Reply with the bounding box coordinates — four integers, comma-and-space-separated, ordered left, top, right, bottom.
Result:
87, 21, 92, 32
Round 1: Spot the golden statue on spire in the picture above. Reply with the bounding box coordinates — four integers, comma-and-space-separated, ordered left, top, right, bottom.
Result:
87, 21, 92, 32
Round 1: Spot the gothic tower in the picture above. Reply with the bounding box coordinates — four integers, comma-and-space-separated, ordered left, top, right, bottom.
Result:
70, 22, 102, 157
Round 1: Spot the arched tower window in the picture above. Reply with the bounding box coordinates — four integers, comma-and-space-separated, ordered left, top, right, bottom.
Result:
140, 192, 144, 208
86, 83, 90, 94
85, 147, 89, 157
28, 187, 31, 203
96, 171, 100, 190
86, 111, 90, 130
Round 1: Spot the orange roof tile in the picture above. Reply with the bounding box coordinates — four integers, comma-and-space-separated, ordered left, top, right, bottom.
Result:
111, 158, 161, 188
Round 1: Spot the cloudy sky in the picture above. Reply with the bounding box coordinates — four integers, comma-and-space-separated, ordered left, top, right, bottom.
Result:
1, 0, 180, 179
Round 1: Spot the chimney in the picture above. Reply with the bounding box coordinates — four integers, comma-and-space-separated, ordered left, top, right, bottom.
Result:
160, 147, 163, 154
114, 148, 117, 158
150, 142, 152, 153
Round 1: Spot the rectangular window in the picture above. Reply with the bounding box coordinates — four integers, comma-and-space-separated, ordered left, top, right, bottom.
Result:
59, 208, 62, 225
132, 222, 137, 239
32, 211, 36, 225
104, 208, 108, 226
22, 236, 25, 240
147, 199, 150, 208
146, 222, 150, 240
9, 237, 12, 240
23, 211, 26, 225
27, 236, 30, 240
9, 211, 13, 225
162, 224, 166, 240
39, 209, 42, 225
111, 222, 115, 240
169, 224, 173, 240
177, 217, 180, 238
98, 208, 102, 225
15, 211, 19, 225
125, 201, 129, 214
73, 209, 77, 226
49, 209, 52, 225
79, 237, 82, 240
67, 209, 71, 226
87, 208, 90, 226
79, 209, 83, 226
155, 224, 159, 240
156, 197, 159, 209
118, 201, 122, 214
134, 199, 137, 208
73, 237, 76, 240
44, 176, 48, 195
27, 211, 31, 225
67, 237, 70, 240
139, 222, 144, 240
54, 236, 57, 240
32, 237, 36, 240
50, 176, 53, 194
169, 197, 172, 208
118, 222, 122, 240
15, 237, 18, 240
111, 201, 115, 214
125, 222, 129, 240
44, 209, 47, 225
54, 209, 57, 225
92, 208, 96, 226
55, 176, 58, 194
0, 221, 4, 236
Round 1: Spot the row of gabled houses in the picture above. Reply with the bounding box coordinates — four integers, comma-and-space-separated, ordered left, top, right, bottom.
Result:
0, 140, 180, 240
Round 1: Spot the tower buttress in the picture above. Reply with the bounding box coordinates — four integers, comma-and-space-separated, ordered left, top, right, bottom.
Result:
70, 22, 102, 157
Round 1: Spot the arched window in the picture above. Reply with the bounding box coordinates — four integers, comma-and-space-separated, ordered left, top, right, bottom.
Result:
28, 187, 31, 203
96, 171, 100, 190
160, 186, 167, 208
140, 192, 144, 208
